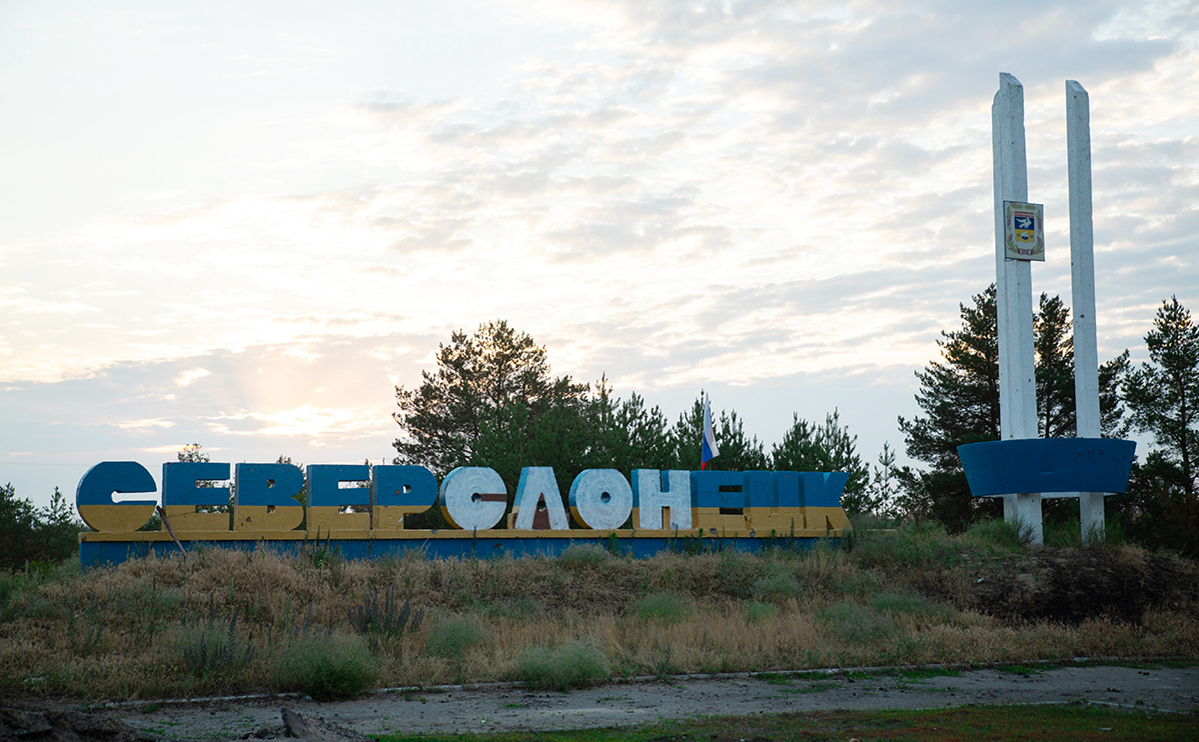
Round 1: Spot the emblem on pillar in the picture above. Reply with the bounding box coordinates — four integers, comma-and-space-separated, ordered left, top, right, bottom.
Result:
1004, 201, 1044, 261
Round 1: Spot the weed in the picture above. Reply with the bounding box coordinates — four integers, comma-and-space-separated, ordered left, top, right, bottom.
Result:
66, 604, 105, 658
902, 667, 961, 680
348, 585, 424, 638
744, 600, 779, 623
779, 679, 839, 694
518, 640, 610, 691
557, 544, 609, 569
996, 664, 1043, 676
817, 601, 895, 644
477, 596, 542, 621
424, 613, 491, 683
271, 634, 377, 700
967, 518, 1026, 550
757, 672, 791, 685
868, 591, 957, 623
649, 643, 676, 680
752, 570, 803, 604
853, 521, 961, 572
630, 592, 690, 624
425, 615, 491, 661
177, 610, 256, 682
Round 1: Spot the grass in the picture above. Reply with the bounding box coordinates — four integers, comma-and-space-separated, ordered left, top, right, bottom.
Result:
271, 634, 378, 700
0, 521, 1196, 700
372, 706, 1198, 741
517, 640, 610, 691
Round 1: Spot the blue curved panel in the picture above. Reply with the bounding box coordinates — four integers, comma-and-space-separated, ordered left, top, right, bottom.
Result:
957, 438, 1135, 496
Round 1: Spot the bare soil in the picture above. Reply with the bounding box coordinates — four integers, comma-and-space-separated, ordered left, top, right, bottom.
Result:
29, 664, 1194, 741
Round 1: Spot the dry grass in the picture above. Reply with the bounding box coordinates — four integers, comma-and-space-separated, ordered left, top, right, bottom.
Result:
1, 525, 1196, 700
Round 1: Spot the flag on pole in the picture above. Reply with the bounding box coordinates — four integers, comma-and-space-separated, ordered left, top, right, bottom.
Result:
701, 394, 720, 470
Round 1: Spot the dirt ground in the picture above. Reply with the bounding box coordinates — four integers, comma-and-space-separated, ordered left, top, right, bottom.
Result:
77, 664, 1196, 740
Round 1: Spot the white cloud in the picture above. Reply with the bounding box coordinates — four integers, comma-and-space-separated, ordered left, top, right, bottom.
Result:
174, 368, 211, 387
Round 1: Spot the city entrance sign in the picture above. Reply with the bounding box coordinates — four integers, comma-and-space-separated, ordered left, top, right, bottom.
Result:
76, 460, 852, 567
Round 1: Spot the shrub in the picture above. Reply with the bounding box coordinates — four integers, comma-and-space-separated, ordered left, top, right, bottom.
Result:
348, 585, 424, 638
557, 544, 609, 569
177, 620, 255, 682
272, 634, 377, 700
852, 521, 961, 572
518, 640, 610, 691
966, 518, 1025, 549
425, 615, 491, 661
744, 600, 779, 623
630, 592, 691, 624
868, 592, 956, 624
817, 601, 895, 644
752, 571, 803, 604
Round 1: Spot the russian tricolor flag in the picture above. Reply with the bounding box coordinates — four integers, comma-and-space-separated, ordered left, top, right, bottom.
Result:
701, 393, 720, 470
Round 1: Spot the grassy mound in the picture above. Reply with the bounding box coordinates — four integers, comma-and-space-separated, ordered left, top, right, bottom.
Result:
1, 523, 1196, 700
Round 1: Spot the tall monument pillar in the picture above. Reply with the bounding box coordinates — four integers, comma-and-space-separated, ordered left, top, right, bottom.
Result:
992, 73, 1042, 545
1067, 80, 1105, 544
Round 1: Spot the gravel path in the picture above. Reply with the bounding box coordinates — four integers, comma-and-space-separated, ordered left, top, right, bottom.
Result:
103, 664, 1198, 740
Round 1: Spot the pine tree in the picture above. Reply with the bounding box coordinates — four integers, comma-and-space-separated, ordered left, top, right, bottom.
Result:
393, 320, 587, 476
770, 409, 868, 511
898, 285, 1128, 532
1121, 297, 1199, 554
668, 395, 768, 471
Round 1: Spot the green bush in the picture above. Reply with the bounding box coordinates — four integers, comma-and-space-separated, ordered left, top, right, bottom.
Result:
557, 544, 609, 568
425, 615, 491, 661
477, 596, 543, 621
868, 592, 956, 623
744, 600, 779, 623
518, 640, 610, 691
966, 518, 1025, 549
852, 521, 961, 572
630, 592, 691, 624
177, 620, 255, 681
752, 570, 803, 604
272, 634, 377, 700
817, 601, 895, 644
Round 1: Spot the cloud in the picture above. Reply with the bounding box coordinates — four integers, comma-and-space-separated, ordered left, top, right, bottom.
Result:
175, 368, 211, 387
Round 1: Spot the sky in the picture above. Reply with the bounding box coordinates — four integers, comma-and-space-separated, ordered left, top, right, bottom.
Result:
2, 0, 1196, 509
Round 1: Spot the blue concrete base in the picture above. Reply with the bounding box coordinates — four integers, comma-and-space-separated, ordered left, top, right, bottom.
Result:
79, 533, 833, 568
957, 437, 1135, 496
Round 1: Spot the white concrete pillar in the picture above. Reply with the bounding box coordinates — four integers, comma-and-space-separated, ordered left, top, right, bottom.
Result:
992, 73, 1042, 544
1068, 79, 1105, 545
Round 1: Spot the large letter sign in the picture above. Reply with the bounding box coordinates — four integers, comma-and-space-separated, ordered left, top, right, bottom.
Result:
75, 457, 853, 566
235, 463, 305, 532
440, 467, 507, 530
569, 469, 633, 530
77, 462, 157, 533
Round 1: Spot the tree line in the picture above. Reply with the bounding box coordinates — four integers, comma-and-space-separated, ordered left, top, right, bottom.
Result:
391, 320, 875, 528
394, 292, 1198, 553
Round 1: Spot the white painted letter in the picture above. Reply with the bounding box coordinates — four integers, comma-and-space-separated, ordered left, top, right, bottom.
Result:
439, 467, 507, 531
569, 469, 633, 530
513, 467, 569, 530
632, 469, 692, 530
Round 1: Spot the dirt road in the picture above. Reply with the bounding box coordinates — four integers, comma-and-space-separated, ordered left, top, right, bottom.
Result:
95, 664, 1197, 740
